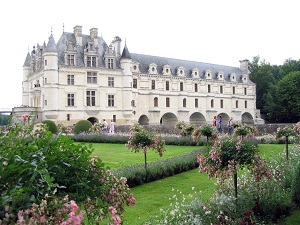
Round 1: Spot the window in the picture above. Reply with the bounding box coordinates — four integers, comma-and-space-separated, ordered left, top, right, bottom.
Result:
108, 58, 113, 69
220, 99, 223, 108
113, 115, 116, 122
211, 99, 214, 108
183, 98, 186, 107
108, 95, 114, 107
180, 82, 183, 91
44, 100, 47, 106
244, 87, 247, 95
86, 90, 95, 106
131, 100, 135, 107
87, 72, 97, 84
133, 79, 137, 88
236, 100, 239, 108
152, 80, 155, 89
233, 86, 236, 94
195, 99, 198, 108
154, 97, 158, 107
87, 56, 96, 67
67, 54, 75, 66
44, 78, 47, 84
45, 60, 47, 66
166, 81, 169, 90
208, 84, 211, 93
220, 85, 223, 94
67, 93, 75, 106
67, 114, 70, 121
166, 97, 170, 107
245, 100, 247, 108
195, 83, 198, 92
108, 77, 114, 87
67, 75, 74, 85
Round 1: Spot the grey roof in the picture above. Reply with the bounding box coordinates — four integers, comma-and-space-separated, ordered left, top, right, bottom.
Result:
121, 44, 131, 59
56, 32, 109, 67
130, 53, 249, 83
23, 52, 31, 67
45, 34, 57, 52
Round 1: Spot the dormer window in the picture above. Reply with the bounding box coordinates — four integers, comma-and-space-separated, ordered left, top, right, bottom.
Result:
149, 63, 158, 75
132, 62, 140, 73
87, 56, 97, 67
163, 65, 171, 75
217, 71, 224, 81
66, 54, 75, 66
192, 68, 199, 79
241, 74, 248, 83
176, 66, 185, 77
229, 73, 236, 82
205, 70, 212, 79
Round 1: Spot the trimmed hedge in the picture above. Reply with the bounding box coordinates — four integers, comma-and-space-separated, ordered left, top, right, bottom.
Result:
73, 120, 93, 134
41, 120, 58, 134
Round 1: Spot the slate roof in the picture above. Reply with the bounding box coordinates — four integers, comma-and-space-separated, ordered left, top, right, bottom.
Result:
23, 52, 31, 67
45, 34, 57, 52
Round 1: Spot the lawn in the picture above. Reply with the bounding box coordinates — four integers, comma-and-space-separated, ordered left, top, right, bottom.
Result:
90, 143, 299, 224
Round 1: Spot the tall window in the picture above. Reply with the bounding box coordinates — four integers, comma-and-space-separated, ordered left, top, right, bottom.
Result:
87, 72, 97, 84
166, 81, 169, 90
87, 56, 96, 67
244, 87, 247, 95
245, 100, 247, 108
236, 100, 239, 108
67, 93, 74, 106
220, 85, 223, 93
113, 115, 116, 122
183, 98, 186, 107
131, 100, 135, 107
108, 77, 114, 87
67, 54, 75, 66
211, 99, 214, 108
220, 99, 224, 108
67, 114, 70, 121
108, 58, 113, 69
67, 75, 74, 85
154, 97, 158, 107
180, 82, 183, 91
208, 84, 211, 93
233, 86, 236, 94
86, 91, 95, 106
195, 99, 198, 108
133, 79, 137, 88
108, 95, 114, 107
195, 83, 198, 92
152, 80, 155, 89
166, 97, 170, 107
45, 60, 47, 66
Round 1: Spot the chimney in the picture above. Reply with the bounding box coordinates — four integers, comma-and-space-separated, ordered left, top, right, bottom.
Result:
90, 28, 98, 40
239, 59, 249, 74
111, 36, 122, 56
73, 25, 83, 46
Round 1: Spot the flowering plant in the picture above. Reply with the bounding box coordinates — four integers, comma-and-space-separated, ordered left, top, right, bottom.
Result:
175, 121, 195, 136
276, 126, 296, 138
234, 124, 257, 139
193, 124, 217, 146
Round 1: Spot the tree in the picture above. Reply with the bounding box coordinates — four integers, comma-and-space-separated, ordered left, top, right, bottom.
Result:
193, 124, 217, 146
126, 124, 166, 181
275, 71, 300, 122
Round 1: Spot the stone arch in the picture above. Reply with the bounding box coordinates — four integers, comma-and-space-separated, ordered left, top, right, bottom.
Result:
138, 114, 149, 125
217, 113, 230, 125
87, 117, 98, 125
160, 112, 178, 127
242, 112, 254, 124
189, 112, 206, 126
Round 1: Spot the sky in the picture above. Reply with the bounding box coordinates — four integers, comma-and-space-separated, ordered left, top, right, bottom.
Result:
1, 0, 299, 110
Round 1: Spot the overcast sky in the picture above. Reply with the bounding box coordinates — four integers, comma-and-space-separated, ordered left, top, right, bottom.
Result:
1, 0, 299, 109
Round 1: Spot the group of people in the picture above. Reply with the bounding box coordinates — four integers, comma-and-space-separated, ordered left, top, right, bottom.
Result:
212, 115, 234, 135
102, 119, 115, 134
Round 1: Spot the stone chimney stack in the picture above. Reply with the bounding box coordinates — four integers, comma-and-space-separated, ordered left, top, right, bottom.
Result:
111, 36, 122, 56
239, 59, 249, 74
73, 25, 82, 46
90, 28, 98, 48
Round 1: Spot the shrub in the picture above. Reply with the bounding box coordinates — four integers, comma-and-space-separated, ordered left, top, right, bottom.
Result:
41, 119, 58, 134
73, 120, 93, 134
292, 163, 300, 206
176, 121, 195, 136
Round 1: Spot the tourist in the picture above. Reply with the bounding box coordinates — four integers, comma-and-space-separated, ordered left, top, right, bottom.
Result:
228, 117, 233, 135
217, 115, 223, 134
109, 120, 115, 134
103, 119, 108, 133
212, 116, 217, 130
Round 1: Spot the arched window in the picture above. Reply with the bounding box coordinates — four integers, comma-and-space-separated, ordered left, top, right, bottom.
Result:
211, 99, 214, 108
154, 97, 158, 107
183, 98, 186, 107
236, 100, 238, 108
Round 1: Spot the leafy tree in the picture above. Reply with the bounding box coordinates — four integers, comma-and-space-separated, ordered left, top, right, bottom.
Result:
279, 58, 300, 78
275, 71, 300, 122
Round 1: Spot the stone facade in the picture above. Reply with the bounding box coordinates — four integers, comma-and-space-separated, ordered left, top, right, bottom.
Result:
13, 25, 264, 127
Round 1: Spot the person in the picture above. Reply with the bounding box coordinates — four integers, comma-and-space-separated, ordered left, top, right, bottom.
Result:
228, 117, 233, 135
109, 120, 115, 134
212, 116, 217, 130
103, 119, 108, 133
217, 115, 222, 134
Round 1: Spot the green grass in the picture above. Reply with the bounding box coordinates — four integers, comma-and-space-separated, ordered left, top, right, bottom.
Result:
90, 143, 199, 169
89, 143, 299, 224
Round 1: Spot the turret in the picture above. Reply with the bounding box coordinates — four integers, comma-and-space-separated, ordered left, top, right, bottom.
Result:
22, 52, 31, 106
